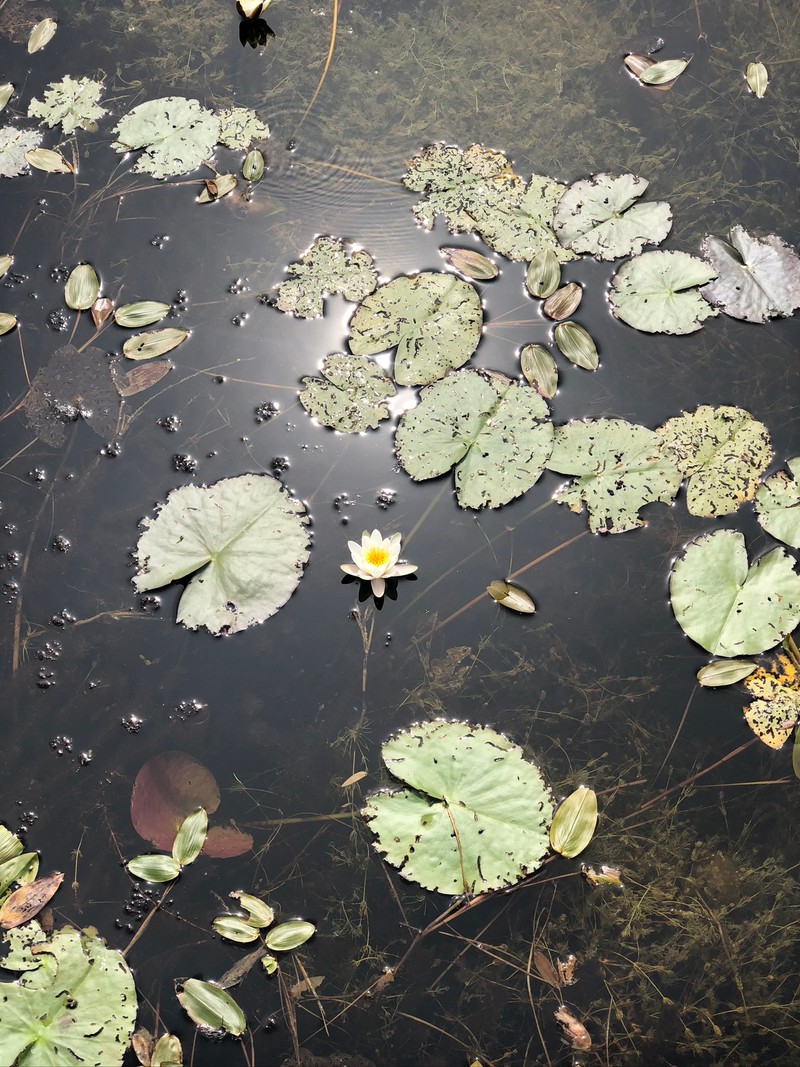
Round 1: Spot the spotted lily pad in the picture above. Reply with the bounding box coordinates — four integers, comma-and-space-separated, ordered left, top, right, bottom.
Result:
349, 272, 482, 386
0, 126, 40, 177
742, 655, 800, 748
0, 925, 137, 1067
216, 106, 269, 150
133, 474, 310, 634
669, 530, 800, 656
610, 250, 718, 333
755, 458, 800, 548
469, 173, 578, 263
362, 721, 553, 894
402, 142, 520, 232
553, 173, 672, 260
701, 226, 800, 323
656, 405, 772, 517
299, 353, 394, 432
274, 236, 377, 318
395, 369, 553, 509
28, 75, 106, 135
547, 418, 681, 533
112, 97, 220, 179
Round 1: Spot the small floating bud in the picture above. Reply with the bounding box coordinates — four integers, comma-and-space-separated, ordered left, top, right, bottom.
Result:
746, 61, 768, 98
486, 580, 536, 614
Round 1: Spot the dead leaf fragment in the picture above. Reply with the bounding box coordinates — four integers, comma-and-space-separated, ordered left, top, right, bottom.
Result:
289, 975, 324, 999
341, 770, 368, 788
533, 947, 560, 987
554, 1005, 592, 1050
0, 871, 64, 929
114, 359, 173, 397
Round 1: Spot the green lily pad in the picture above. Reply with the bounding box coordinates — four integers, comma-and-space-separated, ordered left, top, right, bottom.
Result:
609, 250, 718, 334
274, 235, 378, 319
669, 530, 800, 656
701, 226, 800, 323
363, 721, 553, 894
656, 405, 772, 517
112, 97, 220, 179
755, 458, 800, 548
133, 474, 311, 635
0, 126, 41, 177
28, 75, 106, 135
553, 173, 672, 260
469, 173, 578, 263
0, 925, 137, 1066
402, 142, 520, 232
299, 353, 395, 433
215, 106, 269, 150
547, 418, 682, 533
349, 272, 482, 386
395, 369, 554, 509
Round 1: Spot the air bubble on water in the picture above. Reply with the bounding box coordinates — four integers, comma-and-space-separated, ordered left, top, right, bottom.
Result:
50, 609, 75, 627
4, 524, 17, 534
158, 414, 182, 433
172, 454, 198, 474
150, 234, 169, 249
271, 456, 290, 475
255, 401, 279, 423
51, 535, 71, 553
231, 313, 248, 327
214, 375, 226, 384
37, 668, 56, 689
375, 488, 396, 509
50, 735, 72, 755
47, 309, 70, 332
100, 442, 122, 457
49, 265, 69, 283
1, 551, 21, 569
139, 595, 161, 613
173, 289, 189, 307
79, 751, 92, 766
3, 581, 19, 602
121, 715, 143, 733
173, 699, 206, 722
227, 278, 248, 295
36, 641, 61, 661
28, 468, 47, 484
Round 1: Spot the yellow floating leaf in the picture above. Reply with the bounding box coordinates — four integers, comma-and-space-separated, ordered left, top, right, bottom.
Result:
697, 659, 757, 687
549, 785, 597, 858
0, 312, 17, 336
486, 579, 536, 614
123, 328, 188, 360
742, 654, 800, 748
25, 147, 73, 174
341, 770, 368, 788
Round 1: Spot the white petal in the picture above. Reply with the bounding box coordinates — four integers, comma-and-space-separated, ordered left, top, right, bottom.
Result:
371, 576, 386, 598
340, 563, 360, 576
386, 563, 417, 577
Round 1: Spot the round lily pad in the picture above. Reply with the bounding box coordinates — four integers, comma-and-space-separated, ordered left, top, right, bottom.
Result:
701, 226, 800, 323
669, 529, 800, 656
363, 721, 553, 894
609, 250, 718, 334
553, 172, 672, 260
755, 458, 800, 548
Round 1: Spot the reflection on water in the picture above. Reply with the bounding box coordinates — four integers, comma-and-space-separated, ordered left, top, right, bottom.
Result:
1, 0, 799, 1063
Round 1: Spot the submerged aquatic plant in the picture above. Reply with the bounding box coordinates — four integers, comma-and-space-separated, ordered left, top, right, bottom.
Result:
341, 529, 417, 599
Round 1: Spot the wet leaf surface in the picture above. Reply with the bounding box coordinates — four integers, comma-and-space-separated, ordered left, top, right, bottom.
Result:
742, 655, 800, 748
755, 457, 800, 548
701, 226, 800, 322
176, 978, 246, 1037
275, 235, 377, 318
22, 344, 120, 447
610, 250, 718, 333
112, 97, 220, 179
28, 75, 106, 135
554, 172, 672, 260
299, 353, 394, 432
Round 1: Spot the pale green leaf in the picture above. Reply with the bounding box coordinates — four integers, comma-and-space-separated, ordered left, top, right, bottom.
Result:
152, 1034, 183, 1067
793, 729, 800, 780
0, 254, 12, 278
126, 855, 182, 882
112, 97, 220, 179
755, 458, 800, 549
553, 173, 672, 260
0, 127, 41, 178
28, 76, 107, 135
261, 954, 278, 975
553, 321, 598, 370
0, 313, 16, 335
549, 786, 598, 858
639, 57, 691, 85
212, 915, 261, 943
171, 807, 207, 866
349, 272, 482, 386
133, 474, 311, 635
525, 248, 561, 298
25, 147, 73, 174
65, 264, 100, 311
547, 418, 681, 533
275, 236, 377, 318
299, 353, 394, 433
0, 925, 136, 1066
395, 369, 553, 509
242, 149, 265, 181
230, 892, 275, 928
440, 247, 498, 280
0, 85, 13, 113
363, 721, 553, 894
114, 301, 171, 328
176, 978, 246, 1037
701, 226, 800, 322
27, 18, 57, 54
216, 106, 269, 150
669, 530, 800, 656
656, 405, 772, 517
264, 920, 316, 951
696, 660, 757, 687
0, 825, 23, 866
746, 61, 768, 98
520, 344, 558, 398
123, 328, 188, 360
0, 854, 39, 902
610, 250, 718, 334
486, 580, 536, 613
470, 172, 579, 263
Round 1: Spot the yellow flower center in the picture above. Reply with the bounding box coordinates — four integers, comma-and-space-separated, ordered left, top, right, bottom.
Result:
364, 545, 390, 568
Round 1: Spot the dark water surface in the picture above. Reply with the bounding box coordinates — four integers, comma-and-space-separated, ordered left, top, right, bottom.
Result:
1, 1, 799, 1064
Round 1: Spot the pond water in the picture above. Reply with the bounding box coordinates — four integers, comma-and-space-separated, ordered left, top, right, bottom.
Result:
1, 1, 800, 1065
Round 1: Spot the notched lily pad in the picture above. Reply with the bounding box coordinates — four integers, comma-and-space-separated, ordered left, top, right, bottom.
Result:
471, 173, 579, 263
299, 353, 394, 433
363, 720, 553, 894
133, 473, 311, 635
395, 368, 554, 509
112, 97, 220, 179
28, 76, 106, 135
610, 250, 718, 334
0, 126, 41, 178
216, 106, 269, 150
701, 226, 800, 323
22, 344, 120, 447
755, 458, 800, 548
547, 418, 681, 533
553, 173, 672, 260
742, 654, 800, 748
349, 272, 482, 386
669, 529, 800, 656
274, 235, 378, 319
656, 405, 772, 517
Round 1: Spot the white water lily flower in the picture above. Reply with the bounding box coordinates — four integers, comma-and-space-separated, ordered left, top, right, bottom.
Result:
341, 529, 417, 599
